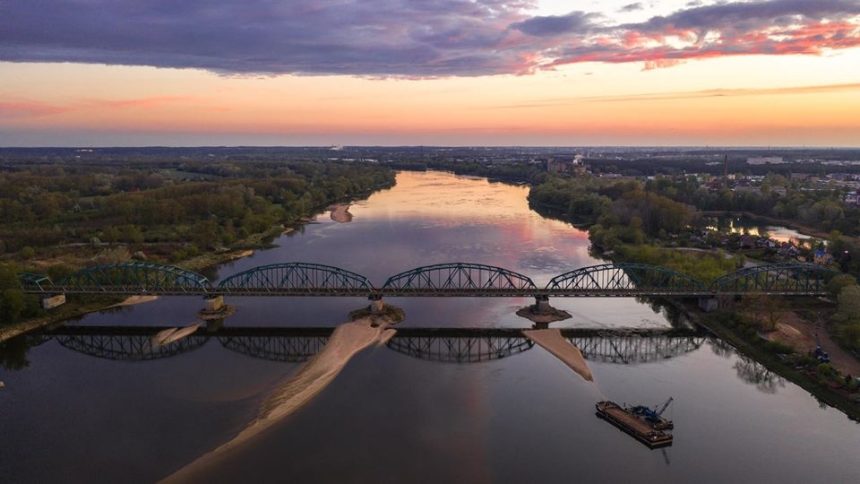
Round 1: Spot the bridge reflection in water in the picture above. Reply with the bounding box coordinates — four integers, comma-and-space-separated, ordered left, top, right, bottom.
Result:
42, 325, 706, 365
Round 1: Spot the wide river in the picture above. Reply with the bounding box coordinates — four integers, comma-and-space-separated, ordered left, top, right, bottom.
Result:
1, 171, 858, 483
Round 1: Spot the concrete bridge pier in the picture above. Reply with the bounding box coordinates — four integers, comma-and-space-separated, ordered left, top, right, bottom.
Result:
204, 295, 225, 312
199, 295, 235, 320
534, 295, 552, 313
41, 294, 66, 310
368, 294, 385, 314
515, 294, 571, 324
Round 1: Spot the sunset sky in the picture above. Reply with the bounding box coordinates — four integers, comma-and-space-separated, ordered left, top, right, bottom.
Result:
2, 0, 860, 146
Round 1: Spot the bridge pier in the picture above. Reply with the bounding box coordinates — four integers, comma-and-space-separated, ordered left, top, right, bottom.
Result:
199, 295, 235, 320
368, 294, 384, 314
204, 295, 225, 312
515, 295, 571, 325
534, 295, 552, 313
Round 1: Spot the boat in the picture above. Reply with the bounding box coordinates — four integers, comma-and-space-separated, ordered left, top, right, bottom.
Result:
595, 401, 674, 448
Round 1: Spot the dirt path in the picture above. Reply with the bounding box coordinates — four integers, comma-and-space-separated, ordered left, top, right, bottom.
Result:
767, 310, 860, 376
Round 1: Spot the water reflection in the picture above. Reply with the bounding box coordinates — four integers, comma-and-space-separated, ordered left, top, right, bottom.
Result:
28, 324, 707, 367
733, 355, 787, 394
0, 334, 49, 371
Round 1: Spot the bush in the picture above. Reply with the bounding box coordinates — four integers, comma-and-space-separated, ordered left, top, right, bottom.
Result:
817, 363, 837, 378
827, 274, 857, 299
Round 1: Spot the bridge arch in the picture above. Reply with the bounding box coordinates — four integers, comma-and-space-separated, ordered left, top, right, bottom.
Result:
710, 263, 836, 294
57, 262, 209, 294
382, 262, 536, 294
216, 262, 373, 295
546, 263, 706, 294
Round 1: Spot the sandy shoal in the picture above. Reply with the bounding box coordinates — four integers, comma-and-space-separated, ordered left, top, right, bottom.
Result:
161, 317, 394, 483
523, 328, 593, 382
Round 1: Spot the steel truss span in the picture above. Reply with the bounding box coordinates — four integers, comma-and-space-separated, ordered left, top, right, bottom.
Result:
22, 262, 210, 295
710, 262, 836, 295
216, 262, 373, 296
546, 263, 709, 296
382, 262, 537, 296
19, 261, 836, 297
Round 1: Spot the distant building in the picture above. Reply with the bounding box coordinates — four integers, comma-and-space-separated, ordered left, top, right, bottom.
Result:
845, 191, 860, 206
747, 156, 784, 165
547, 155, 587, 176
814, 248, 834, 266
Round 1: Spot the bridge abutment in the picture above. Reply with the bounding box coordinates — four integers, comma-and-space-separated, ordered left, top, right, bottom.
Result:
698, 297, 720, 313
41, 294, 66, 310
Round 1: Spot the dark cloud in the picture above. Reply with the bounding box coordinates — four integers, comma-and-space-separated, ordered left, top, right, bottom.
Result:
620, 3, 644, 13
510, 11, 596, 37
1, 0, 859, 76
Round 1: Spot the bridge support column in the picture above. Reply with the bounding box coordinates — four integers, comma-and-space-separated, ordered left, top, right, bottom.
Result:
368, 294, 384, 314
698, 297, 719, 313
204, 295, 225, 312
41, 294, 66, 310
534, 295, 552, 313
199, 295, 235, 320
515, 295, 571, 325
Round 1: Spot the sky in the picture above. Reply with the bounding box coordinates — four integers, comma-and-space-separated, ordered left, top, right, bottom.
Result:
1, 0, 860, 147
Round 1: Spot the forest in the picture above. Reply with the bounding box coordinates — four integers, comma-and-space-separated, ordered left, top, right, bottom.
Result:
0, 157, 394, 326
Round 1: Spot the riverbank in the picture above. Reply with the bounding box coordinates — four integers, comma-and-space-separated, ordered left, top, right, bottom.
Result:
684, 303, 860, 421
0, 296, 123, 343
1, 178, 398, 342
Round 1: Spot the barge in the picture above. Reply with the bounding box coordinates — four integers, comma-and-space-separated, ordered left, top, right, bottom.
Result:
595, 401, 674, 448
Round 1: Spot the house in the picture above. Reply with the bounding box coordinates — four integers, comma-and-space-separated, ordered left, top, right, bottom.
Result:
814, 248, 834, 266
739, 234, 756, 249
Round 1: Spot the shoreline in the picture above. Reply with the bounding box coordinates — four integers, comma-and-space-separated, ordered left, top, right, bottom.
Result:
1, 181, 396, 343
671, 299, 860, 421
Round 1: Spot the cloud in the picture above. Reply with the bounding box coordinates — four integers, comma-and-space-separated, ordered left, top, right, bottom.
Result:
1, 1, 859, 76
510, 11, 596, 37
488, 82, 860, 108
619, 3, 644, 13
0, 100, 68, 118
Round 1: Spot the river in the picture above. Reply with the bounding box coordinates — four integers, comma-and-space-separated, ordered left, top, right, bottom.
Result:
1, 171, 858, 483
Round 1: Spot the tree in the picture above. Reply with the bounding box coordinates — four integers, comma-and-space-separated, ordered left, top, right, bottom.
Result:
826, 274, 857, 299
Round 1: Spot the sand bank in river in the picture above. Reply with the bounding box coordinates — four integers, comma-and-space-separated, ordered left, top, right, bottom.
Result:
328, 203, 353, 223
112, 295, 159, 307
523, 329, 593, 382
162, 317, 395, 483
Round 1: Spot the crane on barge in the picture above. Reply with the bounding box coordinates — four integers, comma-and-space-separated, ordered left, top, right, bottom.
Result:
630, 397, 674, 430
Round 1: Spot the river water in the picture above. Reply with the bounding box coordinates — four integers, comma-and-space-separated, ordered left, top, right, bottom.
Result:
1, 171, 858, 483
